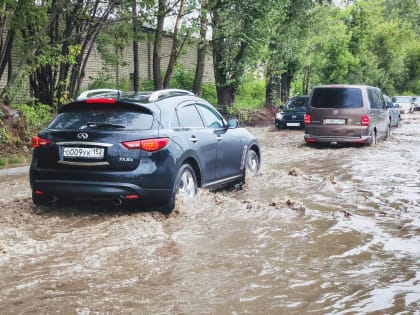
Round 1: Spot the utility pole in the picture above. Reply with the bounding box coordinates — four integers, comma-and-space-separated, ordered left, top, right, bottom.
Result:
132, 0, 139, 92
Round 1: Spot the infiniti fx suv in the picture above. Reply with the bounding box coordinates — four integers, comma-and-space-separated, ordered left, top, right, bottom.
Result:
30, 89, 260, 213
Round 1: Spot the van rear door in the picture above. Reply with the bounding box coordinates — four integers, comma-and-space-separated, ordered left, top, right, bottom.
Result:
309, 87, 365, 138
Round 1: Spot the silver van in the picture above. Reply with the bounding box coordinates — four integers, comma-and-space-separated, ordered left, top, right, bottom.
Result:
304, 84, 390, 146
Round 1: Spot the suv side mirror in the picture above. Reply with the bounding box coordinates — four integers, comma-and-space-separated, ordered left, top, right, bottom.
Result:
227, 117, 239, 128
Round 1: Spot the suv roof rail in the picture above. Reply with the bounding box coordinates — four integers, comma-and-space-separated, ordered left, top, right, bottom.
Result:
77, 89, 121, 101
148, 89, 194, 102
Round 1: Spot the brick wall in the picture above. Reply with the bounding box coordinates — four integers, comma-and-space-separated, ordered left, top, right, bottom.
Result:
0, 32, 214, 101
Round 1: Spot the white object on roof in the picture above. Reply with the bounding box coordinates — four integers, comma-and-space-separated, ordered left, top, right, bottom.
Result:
77, 89, 121, 101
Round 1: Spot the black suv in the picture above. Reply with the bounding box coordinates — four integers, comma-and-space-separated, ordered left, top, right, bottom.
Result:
30, 89, 260, 213
275, 96, 309, 129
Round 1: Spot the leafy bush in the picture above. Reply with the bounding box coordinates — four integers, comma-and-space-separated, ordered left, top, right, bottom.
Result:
234, 77, 266, 110
0, 121, 12, 143
13, 102, 54, 135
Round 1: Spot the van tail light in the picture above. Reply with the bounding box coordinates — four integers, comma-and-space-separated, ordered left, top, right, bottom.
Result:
361, 115, 370, 126
32, 136, 52, 149
304, 114, 311, 125
122, 137, 169, 152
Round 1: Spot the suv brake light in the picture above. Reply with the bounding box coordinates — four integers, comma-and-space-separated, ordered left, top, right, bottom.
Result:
304, 114, 311, 125
86, 98, 116, 104
32, 136, 52, 148
361, 115, 370, 126
122, 138, 169, 152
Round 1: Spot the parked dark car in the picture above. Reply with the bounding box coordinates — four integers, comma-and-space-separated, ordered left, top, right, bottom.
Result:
275, 96, 309, 129
304, 85, 390, 146
384, 95, 400, 127
30, 89, 261, 213
412, 96, 420, 111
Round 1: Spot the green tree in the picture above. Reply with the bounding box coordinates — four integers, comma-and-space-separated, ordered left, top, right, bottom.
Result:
209, 0, 270, 110
27, 0, 118, 107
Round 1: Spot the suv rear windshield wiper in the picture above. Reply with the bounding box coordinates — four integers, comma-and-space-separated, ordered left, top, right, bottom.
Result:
84, 122, 126, 129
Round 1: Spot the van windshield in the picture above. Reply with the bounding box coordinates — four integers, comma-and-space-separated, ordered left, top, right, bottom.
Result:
311, 88, 363, 108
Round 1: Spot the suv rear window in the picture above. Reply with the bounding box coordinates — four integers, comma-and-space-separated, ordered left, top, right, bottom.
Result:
48, 106, 154, 130
311, 87, 363, 109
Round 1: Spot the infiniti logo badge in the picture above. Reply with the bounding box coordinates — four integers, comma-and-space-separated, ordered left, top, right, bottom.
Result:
77, 133, 88, 140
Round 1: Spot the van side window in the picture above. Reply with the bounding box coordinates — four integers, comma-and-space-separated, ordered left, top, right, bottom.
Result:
368, 89, 382, 109
377, 92, 386, 109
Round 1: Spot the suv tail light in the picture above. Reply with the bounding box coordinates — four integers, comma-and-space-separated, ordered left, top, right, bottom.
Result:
86, 98, 116, 104
122, 138, 169, 152
32, 136, 52, 148
304, 114, 311, 125
361, 115, 370, 126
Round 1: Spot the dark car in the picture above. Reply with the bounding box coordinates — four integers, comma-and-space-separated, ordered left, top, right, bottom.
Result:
30, 89, 261, 213
304, 85, 390, 146
412, 96, 420, 111
275, 96, 309, 129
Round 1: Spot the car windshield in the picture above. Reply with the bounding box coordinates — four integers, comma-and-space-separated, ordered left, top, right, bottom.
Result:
48, 108, 154, 130
311, 87, 363, 108
284, 97, 308, 111
392, 96, 411, 102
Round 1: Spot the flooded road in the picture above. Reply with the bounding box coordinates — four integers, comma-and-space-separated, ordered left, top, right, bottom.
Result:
0, 112, 419, 314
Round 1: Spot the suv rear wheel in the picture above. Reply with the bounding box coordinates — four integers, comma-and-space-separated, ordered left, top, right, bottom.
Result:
161, 164, 197, 214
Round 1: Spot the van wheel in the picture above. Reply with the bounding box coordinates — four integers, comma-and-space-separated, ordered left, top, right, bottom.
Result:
369, 131, 377, 146
386, 124, 391, 140
161, 164, 197, 214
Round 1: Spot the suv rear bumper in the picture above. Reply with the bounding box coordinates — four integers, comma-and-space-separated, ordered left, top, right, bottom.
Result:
304, 134, 371, 144
31, 179, 172, 206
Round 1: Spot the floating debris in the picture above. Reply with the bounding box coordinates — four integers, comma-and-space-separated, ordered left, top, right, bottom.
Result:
0, 240, 6, 253
288, 167, 304, 176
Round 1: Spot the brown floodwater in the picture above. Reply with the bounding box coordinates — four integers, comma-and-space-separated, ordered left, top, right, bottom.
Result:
0, 113, 419, 314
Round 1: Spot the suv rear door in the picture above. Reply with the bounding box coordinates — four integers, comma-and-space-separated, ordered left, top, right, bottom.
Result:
36, 102, 156, 172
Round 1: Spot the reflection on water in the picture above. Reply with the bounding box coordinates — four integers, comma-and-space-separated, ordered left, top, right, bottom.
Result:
0, 114, 419, 314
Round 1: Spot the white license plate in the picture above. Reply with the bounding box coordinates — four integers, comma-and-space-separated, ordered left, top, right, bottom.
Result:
287, 122, 301, 127
324, 119, 346, 125
63, 147, 104, 159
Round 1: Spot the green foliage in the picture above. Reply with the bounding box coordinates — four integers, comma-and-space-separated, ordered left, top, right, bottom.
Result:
234, 76, 266, 110
200, 83, 217, 106
170, 66, 195, 90
0, 121, 12, 144
139, 79, 155, 91
13, 103, 54, 136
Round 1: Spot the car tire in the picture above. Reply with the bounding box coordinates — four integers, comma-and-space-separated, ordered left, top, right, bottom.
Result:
245, 149, 260, 176
160, 164, 197, 214
368, 130, 377, 146
386, 124, 391, 140
32, 191, 51, 206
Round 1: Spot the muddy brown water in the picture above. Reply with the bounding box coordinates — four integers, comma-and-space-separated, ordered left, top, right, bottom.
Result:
0, 113, 419, 314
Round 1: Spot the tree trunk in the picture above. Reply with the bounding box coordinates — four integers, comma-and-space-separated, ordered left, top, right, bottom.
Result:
163, 0, 185, 89
216, 85, 236, 115
302, 66, 311, 95
153, 0, 165, 90
193, 0, 208, 95
211, 3, 238, 108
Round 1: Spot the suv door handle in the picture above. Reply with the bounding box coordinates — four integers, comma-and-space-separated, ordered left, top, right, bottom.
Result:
190, 136, 198, 143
